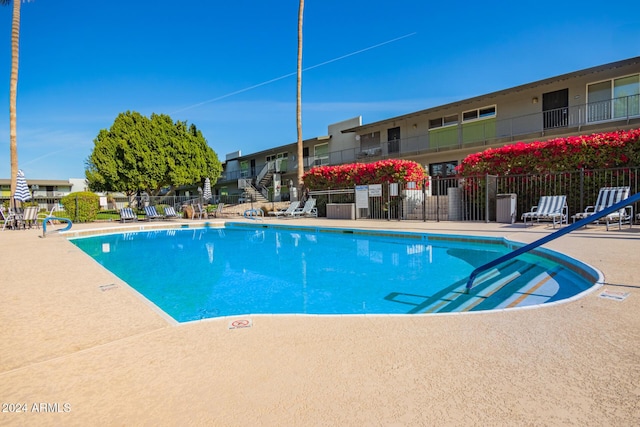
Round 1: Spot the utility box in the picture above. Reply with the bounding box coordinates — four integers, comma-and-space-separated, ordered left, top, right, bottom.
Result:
326, 203, 356, 220
496, 194, 517, 224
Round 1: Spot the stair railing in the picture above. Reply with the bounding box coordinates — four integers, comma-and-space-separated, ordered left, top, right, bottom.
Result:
465, 192, 639, 292
256, 162, 269, 185
256, 161, 276, 186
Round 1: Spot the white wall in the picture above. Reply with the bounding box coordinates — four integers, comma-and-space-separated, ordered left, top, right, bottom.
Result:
69, 178, 88, 193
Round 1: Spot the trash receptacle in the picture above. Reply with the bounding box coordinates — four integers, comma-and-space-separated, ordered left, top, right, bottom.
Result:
496, 193, 517, 224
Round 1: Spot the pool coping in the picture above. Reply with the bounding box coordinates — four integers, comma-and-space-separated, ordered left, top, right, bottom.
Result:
65, 221, 605, 322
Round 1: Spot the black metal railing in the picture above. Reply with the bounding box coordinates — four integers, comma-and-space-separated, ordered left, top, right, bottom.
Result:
305, 167, 639, 224
449, 167, 640, 222
216, 95, 639, 185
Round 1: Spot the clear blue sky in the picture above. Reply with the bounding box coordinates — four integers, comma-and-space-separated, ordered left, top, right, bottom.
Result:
1, 0, 639, 180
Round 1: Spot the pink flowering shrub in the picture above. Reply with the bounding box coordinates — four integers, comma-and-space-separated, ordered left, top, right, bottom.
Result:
303, 159, 427, 190
456, 128, 640, 177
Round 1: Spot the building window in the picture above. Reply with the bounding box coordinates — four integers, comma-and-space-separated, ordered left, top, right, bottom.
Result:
359, 131, 380, 150
429, 161, 458, 196
240, 160, 250, 178
266, 152, 288, 162
266, 153, 288, 173
587, 74, 640, 122
314, 143, 329, 166
428, 114, 459, 129
429, 161, 458, 178
462, 105, 496, 122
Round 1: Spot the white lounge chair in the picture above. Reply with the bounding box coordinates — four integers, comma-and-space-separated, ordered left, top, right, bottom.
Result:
291, 198, 318, 218
163, 206, 179, 219
268, 201, 300, 218
144, 206, 163, 221
37, 204, 60, 225
521, 195, 567, 228
572, 186, 632, 230
119, 207, 138, 223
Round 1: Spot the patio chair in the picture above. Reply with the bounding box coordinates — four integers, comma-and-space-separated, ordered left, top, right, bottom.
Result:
194, 203, 206, 220
1, 206, 18, 231
268, 201, 300, 218
37, 204, 60, 224
208, 203, 225, 218
163, 206, 179, 219
22, 206, 40, 229
119, 207, 138, 223
521, 195, 567, 228
291, 198, 318, 218
144, 206, 164, 221
572, 186, 632, 230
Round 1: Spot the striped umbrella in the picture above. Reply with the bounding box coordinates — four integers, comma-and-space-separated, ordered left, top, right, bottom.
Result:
14, 169, 32, 202
203, 177, 212, 203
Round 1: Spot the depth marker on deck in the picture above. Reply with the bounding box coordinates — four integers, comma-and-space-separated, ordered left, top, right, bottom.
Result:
228, 319, 253, 329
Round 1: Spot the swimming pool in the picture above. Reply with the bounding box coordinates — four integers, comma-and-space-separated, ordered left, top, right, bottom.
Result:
69, 223, 600, 322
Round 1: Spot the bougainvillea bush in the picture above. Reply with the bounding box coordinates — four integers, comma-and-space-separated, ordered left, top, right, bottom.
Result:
456, 128, 640, 177
303, 159, 427, 190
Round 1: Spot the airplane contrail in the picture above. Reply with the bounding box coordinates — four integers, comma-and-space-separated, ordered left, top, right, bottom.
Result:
171, 32, 417, 114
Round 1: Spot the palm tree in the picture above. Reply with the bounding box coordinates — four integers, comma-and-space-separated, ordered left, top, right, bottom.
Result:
1, 0, 24, 200
296, 0, 304, 196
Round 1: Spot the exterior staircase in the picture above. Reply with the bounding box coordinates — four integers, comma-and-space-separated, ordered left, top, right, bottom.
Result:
242, 185, 268, 204
258, 169, 273, 187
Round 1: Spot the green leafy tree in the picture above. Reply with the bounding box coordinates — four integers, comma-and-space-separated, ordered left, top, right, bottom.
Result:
85, 111, 222, 196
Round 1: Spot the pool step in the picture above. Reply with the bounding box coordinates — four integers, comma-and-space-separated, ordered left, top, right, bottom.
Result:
402, 258, 550, 314
493, 269, 561, 309
421, 271, 521, 313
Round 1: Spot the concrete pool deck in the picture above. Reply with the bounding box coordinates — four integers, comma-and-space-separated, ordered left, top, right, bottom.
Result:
1, 218, 639, 426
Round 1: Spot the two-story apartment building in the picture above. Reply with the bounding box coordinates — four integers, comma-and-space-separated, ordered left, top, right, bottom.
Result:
0, 178, 87, 199
215, 117, 360, 202
215, 57, 640, 201
341, 56, 640, 191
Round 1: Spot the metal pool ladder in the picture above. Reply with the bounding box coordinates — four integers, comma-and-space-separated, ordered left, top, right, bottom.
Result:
243, 208, 264, 221
465, 192, 640, 292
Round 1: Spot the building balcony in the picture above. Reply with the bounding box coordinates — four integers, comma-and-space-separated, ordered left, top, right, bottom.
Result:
217, 95, 639, 183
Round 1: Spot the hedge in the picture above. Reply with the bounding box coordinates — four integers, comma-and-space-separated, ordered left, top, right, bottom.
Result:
60, 191, 100, 223
456, 128, 640, 177
303, 159, 427, 190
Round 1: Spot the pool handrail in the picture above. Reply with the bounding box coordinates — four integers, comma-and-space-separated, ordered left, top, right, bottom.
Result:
42, 216, 73, 237
243, 208, 264, 221
465, 191, 639, 292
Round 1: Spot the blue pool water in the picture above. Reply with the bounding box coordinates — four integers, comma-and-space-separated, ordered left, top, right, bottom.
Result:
69, 224, 599, 322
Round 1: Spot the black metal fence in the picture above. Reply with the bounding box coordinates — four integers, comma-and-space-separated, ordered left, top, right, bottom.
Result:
2, 167, 638, 224
461, 166, 640, 222
0, 193, 242, 214
309, 167, 640, 223
310, 182, 455, 222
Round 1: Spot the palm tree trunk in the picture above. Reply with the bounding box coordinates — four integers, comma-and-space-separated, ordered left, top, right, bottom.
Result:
9, 0, 21, 200
296, 0, 304, 195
